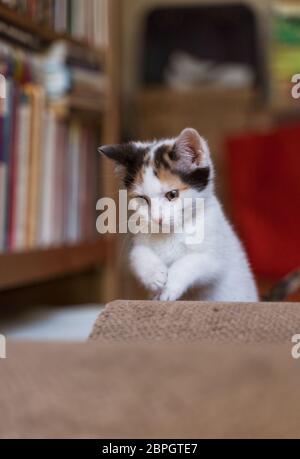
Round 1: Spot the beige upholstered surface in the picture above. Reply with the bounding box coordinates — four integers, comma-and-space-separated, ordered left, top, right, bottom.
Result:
2, 301, 300, 438
90, 300, 300, 343
1, 341, 300, 439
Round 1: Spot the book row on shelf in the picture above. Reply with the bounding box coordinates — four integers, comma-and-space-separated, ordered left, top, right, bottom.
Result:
0, 59, 102, 253
0, 1, 110, 254
0, 28, 107, 103
0, 0, 109, 48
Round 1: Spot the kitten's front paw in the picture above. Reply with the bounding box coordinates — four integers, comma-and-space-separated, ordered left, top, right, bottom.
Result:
159, 284, 182, 301
146, 264, 168, 293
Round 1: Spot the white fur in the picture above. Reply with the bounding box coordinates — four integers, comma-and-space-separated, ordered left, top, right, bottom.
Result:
129, 134, 258, 302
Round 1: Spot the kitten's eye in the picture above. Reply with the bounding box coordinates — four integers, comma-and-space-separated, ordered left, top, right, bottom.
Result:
165, 190, 179, 201
135, 195, 150, 205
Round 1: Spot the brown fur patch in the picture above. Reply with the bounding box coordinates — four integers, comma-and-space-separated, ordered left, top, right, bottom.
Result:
156, 167, 188, 190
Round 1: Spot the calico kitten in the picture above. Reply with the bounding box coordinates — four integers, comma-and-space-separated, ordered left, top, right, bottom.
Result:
99, 128, 260, 302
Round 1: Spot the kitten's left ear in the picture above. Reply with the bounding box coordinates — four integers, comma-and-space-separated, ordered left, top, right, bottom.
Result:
175, 128, 207, 166
98, 143, 136, 167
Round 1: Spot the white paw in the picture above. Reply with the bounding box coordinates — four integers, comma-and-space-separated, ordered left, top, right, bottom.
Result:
159, 284, 182, 301
146, 264, 168, 293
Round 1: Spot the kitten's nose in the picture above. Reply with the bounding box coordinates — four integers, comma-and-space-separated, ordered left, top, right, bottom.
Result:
154, 217, 162, 225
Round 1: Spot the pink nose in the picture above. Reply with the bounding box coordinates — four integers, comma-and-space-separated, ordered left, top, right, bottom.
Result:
154, 218, 162, 225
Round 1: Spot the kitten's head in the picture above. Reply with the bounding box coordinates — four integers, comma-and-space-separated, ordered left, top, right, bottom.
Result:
99, 128, 214, 231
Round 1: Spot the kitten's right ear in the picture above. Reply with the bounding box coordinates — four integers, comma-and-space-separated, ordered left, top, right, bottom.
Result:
98, 143, 136, 167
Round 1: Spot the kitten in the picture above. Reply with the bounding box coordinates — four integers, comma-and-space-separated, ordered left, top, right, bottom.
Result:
99, 127, 259, 302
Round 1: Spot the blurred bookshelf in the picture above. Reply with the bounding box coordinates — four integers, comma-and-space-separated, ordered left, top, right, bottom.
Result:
0, 2, 106, 59
0, 0, 120, 303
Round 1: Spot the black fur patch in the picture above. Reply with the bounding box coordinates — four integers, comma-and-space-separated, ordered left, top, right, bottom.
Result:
168, 146, 178, 161
123, 146, 149, 189
178, 167, 210, 192
99, 143, 135, 167
99, 142, 149, 189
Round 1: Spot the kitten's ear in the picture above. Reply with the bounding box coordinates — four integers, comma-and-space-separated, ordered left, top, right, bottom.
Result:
175, 128, 207, 166
98, 143, 136, 167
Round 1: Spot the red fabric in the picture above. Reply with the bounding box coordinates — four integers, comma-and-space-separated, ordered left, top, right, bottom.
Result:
226, 124, 300, 280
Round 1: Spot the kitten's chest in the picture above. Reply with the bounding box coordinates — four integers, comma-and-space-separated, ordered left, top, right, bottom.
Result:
149, 234, 187, 266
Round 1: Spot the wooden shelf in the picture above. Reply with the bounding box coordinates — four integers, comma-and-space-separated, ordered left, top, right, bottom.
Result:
49, 95, 108, 123
0, 3, 106, 63
0, 239, 113, 291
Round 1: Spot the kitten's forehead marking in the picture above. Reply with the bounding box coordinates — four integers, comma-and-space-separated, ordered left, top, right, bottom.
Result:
150, 139, 174, 158
133, 139, 185, 195
136, 165, 163, 197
